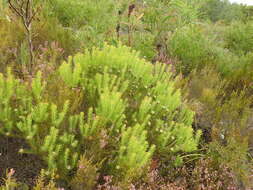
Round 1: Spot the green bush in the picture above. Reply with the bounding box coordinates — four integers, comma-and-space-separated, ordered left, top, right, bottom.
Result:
1, 1, 253, 188
168, 25, 213, 74
0, 44, 201, 185
211, 44, 253, 87
33, 17, 80, 56
224, 21, 253, 55
43, 0, 120, 49
46, 0, 118, 29
202, 0, 246, 23
169, 0, 203, 26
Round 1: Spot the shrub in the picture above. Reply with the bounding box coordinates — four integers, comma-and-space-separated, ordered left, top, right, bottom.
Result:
0, 44, 201, 186
202, 0, 246, 23
33, 171, 60, 190
132, 31, 156, 61
169, 0, 203, 26
116, 124, 155, 183
32, 17, 80, 57
70, 156, 98, 190
42, 0, 121, 50
224, 21, 253, 55
46, 0, 118, 29
182, 66, 253, 188
208, 138, 252, 188
0, 17, 25, 72
168, 25, 214, 74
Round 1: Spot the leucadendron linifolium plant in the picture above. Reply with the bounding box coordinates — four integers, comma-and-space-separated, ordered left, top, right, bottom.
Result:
0, 44, 201, 185
2, 75, 78, 176
0, 69, 80, 176
59, 44, 201, 183
0, 68, 29, 136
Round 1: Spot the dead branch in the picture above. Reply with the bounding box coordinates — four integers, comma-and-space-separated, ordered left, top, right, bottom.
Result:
8, 0, 39, 74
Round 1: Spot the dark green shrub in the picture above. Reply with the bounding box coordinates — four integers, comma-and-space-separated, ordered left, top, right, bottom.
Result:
224, 21, 253, 55
202, 0, 246, 23
47, 0, 118, 29
42, 0, 121, 50
168, 25, 214, 74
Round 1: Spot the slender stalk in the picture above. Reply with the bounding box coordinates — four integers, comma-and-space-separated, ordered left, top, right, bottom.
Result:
8, 0, 37, 74
127, 4, 135, 46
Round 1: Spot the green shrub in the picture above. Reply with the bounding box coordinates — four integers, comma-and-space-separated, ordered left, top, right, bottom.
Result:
132, 31, 156, 61
202, 0, 246, 23
169, 0, 203, 26
33, 17, 80, 56
0, 44, 201, 185
224, 21, 253, 55
47, 0, 118, 29
211, 44, 253, 89
209, 138, 252, 188
142, 0, 173, 32
42, 0, 120, 49
1, 1, 253, 188
168, 25, 213, 74
32, 171, 60, 190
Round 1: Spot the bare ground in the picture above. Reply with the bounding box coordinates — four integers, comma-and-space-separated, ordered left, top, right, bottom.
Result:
0, 135, 45, 187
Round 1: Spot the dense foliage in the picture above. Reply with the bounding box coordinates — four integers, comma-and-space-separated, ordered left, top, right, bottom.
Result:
0, 0, 252, 189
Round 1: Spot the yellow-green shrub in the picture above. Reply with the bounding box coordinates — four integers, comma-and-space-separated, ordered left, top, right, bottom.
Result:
0, 44, 201, 185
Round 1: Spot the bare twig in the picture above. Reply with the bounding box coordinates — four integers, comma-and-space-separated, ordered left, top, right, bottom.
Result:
8, 0, 39, 74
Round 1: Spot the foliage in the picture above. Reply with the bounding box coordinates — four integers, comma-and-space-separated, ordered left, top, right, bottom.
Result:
1, 0, 253, 189
0, 17, 25, 72
0, 169, 62, 190
169, 0, 203, 26
224, 21, 253, 55
70, 156, 99, 190
168, 25, 214, 74
0, 44, 200, 186
45, 0, 119, 49
208, 138, 252, 187
202, 0, 246, 22
0, 169, 29, 190
116, 124, 155, 183
47, 0, 118, 29
183, 66, 253, 187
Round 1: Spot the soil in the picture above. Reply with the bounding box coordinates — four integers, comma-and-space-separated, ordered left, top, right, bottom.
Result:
0, 135, 46, 187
